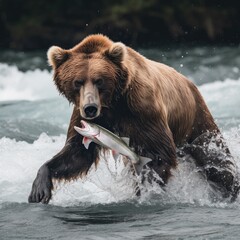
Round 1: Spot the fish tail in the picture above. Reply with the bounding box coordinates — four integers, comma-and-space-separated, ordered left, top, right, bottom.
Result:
134, 156, 152, 175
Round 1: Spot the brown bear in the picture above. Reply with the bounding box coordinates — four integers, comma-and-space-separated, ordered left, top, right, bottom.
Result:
28, 34, 239, 204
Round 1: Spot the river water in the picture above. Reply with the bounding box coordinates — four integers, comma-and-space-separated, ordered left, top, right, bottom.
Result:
0, 45, 240, 239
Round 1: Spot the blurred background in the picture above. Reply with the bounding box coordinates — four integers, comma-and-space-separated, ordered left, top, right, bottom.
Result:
0, 0, 240, 50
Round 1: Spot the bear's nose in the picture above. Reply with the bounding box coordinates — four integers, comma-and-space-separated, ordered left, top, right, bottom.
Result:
84, 104, 98, 118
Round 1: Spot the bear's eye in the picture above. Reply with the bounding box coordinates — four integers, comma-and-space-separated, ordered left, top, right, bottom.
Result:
74, 79, 84, 89
94, 78, 104, 88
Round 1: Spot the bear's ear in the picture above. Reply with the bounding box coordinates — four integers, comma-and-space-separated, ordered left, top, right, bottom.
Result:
47, 46, 69, 68
105, 42, 126, 64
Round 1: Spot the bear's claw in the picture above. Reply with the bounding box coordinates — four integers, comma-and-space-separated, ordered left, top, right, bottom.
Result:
28, 165, 52, 204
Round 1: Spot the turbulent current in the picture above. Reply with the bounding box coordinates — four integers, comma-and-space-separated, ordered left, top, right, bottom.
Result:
0, 46, 240, 239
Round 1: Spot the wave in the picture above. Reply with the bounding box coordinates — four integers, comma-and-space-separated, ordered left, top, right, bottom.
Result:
0, 134, 136, 205
0, 63, 56, 101
199, 78, 240, 118
0, 127, 240, 207
0, 63, 240, 103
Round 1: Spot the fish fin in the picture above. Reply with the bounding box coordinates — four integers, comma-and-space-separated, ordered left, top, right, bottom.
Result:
121, 137, 130, 146
112, 150, 120, 161
134, 156, 152, 175
82, 137, 92, 149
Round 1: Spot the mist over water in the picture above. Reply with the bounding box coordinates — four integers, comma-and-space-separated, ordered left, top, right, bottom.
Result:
0, 46, 240, 239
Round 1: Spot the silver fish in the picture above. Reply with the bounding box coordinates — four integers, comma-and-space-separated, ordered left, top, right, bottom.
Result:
74, 120, 152, 175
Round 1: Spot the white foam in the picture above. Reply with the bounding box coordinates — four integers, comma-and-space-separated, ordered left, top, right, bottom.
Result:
0, 127, 240, 207
0, 133, 137, 205
51, 152, 136, 206
0, 134, 65, 203
199, 78, 240, 118
0, 63, 57, 100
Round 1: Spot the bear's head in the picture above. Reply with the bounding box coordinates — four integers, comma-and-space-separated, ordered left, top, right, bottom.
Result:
47, 34, 128, 120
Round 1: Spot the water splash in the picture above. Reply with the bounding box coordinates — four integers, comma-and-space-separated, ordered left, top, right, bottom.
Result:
0, 126, 240, 208
0, 63, 56, 100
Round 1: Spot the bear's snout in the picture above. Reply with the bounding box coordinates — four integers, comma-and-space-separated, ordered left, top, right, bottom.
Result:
83, 103, 98, 118
79, 82, 101, 119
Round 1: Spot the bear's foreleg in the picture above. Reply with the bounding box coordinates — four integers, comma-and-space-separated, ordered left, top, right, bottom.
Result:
185, 132, 239, 201
132, 118, 177, 186
28, 134, 98, 204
